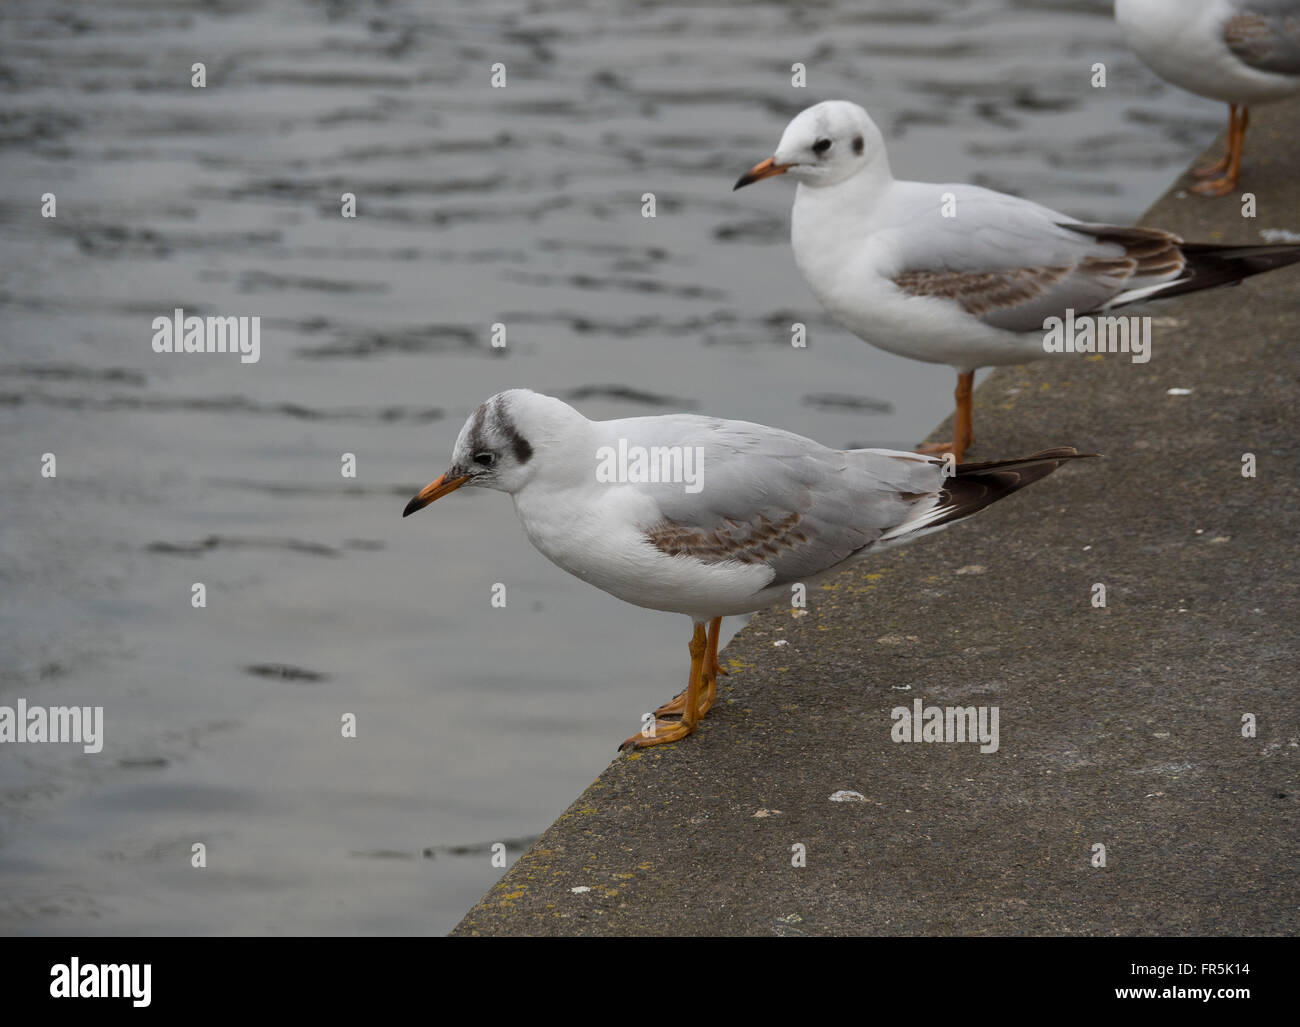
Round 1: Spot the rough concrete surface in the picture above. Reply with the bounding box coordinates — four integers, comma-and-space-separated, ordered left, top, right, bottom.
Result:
453, 99, 1300, 936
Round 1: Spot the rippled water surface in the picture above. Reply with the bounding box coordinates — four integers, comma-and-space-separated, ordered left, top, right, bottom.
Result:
0, 0, 1224, 934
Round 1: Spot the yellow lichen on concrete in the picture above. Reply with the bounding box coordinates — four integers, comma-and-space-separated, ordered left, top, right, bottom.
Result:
495, 886, 527, 907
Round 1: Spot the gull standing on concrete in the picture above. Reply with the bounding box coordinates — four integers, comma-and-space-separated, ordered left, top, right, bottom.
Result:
403, 389, 1091, 751
1116, 0, 1300, 195
734, 100, 1300, 461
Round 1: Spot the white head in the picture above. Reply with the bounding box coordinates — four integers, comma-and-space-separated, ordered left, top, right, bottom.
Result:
734, 100, 889, 191
402, 389, 585, 514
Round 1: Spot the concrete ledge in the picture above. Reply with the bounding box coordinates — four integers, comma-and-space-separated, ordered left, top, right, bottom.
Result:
452, 99, 1300, 936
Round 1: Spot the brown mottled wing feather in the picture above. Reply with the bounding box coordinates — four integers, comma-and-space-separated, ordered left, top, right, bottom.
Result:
891, 267, 1071, 319
646, 512, 808, 567
626, 417, 944, 589
1062, 224, 1188, 278
1224, 8, 1300, 76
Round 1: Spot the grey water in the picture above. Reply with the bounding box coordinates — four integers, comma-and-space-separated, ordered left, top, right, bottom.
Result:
0, 0, 1226, 935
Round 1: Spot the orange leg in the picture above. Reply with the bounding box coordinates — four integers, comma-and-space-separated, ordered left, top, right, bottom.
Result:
653, 616, 725, 719
954, 369, 974, 457
1192, 105, 1248, 196
1192, 104, 1235, 178
621, 622, 708, 751
915, 369, 975, 463
699, 616, 724, 716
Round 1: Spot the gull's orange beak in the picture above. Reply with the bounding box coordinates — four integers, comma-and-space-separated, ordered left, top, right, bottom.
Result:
402, 471, 471, 517
733, 156, 793, 190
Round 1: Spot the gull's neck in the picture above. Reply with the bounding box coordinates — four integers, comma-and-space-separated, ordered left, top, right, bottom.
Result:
794, 150, 895, 221
791, 153, 896, 281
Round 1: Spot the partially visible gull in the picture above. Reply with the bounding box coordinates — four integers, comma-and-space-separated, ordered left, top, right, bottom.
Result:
1116, 0, 1300, 195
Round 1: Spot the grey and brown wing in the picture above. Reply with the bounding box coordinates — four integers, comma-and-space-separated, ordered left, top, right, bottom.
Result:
886, 191, 1186, 332
1224, 4, 1300, 76
890, 264, 1125, 333
644, 444, 944, 589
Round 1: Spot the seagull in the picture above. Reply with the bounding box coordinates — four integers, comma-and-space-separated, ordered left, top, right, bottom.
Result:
1116, 0, 1300, 196
402, 389, 1092, 751
734, 100, 1300, 461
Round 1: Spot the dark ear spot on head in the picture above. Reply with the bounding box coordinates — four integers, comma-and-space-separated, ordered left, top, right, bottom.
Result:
511, 433, 533, 464
853, 134, 864, 155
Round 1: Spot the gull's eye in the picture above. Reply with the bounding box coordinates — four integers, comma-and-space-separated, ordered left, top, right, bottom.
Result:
812, 138, 832, 155
473, 452, 496, 467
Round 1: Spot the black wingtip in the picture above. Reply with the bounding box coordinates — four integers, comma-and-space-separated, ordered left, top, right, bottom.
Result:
921, 446, 1097, 533
953, 447, 1098, 474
